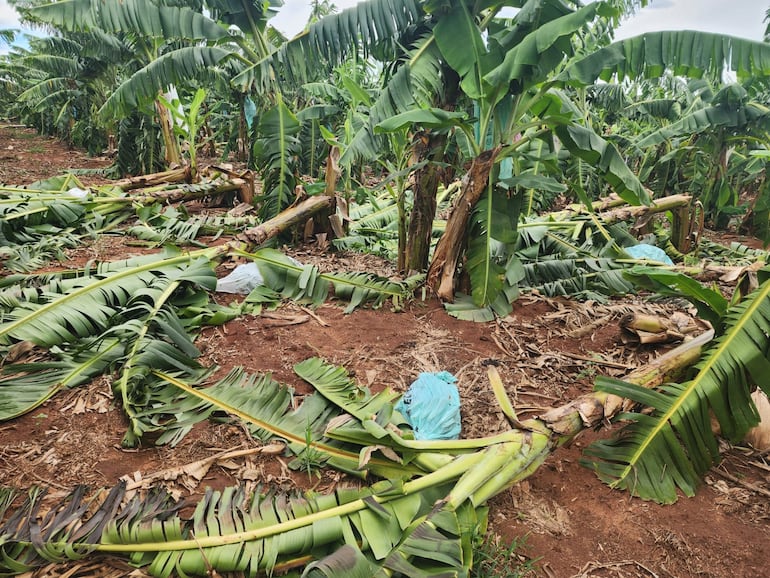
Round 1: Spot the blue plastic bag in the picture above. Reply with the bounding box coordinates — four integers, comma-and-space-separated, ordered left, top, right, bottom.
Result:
395, 371, 461, 440
624, 243, 674, 265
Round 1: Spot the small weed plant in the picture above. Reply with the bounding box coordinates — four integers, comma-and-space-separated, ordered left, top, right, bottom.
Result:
471, 533, 538, 578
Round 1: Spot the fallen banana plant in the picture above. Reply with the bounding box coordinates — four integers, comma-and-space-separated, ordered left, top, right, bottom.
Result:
445, 193, 693, 320
619, 311, 705, 345
0, 315, 725, 577
0, 353, 555, 577
583, 267, 770, 503
0, 173, 248, 271
0, 199, 423, 440
2, 175, 769, 574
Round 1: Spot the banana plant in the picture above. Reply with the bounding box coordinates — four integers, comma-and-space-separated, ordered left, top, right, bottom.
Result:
12, 32, 123, 152
0, 174, 246, 271
157, 88, 211, 178
247, 0, 770, 314
252, 94, 303, 219
25, 0, 241, 166
0, 355, 552, 577
0, 238, 423, 441
584, 266, 770, 503
621, 80, 770, 236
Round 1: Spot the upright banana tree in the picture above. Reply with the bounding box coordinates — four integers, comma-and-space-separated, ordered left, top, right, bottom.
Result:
236, 1, 647, 300
421, 7, 770, 309
242, 0, 770, 316
628, 80, 770, 237
23, 0, 274, 167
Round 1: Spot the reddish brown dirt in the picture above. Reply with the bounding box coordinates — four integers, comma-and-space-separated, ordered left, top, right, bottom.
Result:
1, 126, 769, 577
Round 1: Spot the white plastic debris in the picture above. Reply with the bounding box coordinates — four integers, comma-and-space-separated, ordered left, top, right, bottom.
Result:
216, 263, 264, 294
66, 187, 90, 199
216, 258, 301, 294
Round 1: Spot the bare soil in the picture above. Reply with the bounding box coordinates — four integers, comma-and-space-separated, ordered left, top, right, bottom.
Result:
1, 125, 769, 578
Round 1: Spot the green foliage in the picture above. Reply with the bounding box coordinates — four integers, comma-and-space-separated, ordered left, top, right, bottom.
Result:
0, 337, 124, 421
243, 248, 424, 313
252, 97, 302, 219
559, 31, 770, 85
117, 112, 164, 176
466, 184, 521, 315
471, 534, 537, 578
623, 266, 728, 328
158, 88, 211, 173
0, 351, 555, 576
584, 268, 770, 503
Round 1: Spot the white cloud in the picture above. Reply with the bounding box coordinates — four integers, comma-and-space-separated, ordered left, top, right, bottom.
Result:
646, 0, 675, 9
271, 1, 767, 43
270, 0, 360, 38
0, 1, 22, 30
615, 0, 766, 41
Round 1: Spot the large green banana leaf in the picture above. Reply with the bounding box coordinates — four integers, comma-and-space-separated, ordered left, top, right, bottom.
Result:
100, 46, 234, 117
485, 2, 604, 91
465, 183, 520, 314
243, 247, 424, 312
294, 357, 400, 421
0, 429, 549, 577
0, 253, 218, 348
622, 266, 728, 328
206, 0, 281, 41
634, 102, 770, 148
0, 338, 124, 421
232, 0, 423, 91
555, 124, 650, 205
31, 0, 227, 40
155, 363, 421, 479
559, 31, 770, 85
252, 97, 303, 219
583, 269, 770, 503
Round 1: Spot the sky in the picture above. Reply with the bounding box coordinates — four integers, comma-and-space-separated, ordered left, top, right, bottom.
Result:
0, 0, 767, 54
272, 0, 768, 41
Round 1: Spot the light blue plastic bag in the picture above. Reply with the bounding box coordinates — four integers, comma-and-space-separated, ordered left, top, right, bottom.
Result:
395, 371, 461, 440
625, 243, 674, 265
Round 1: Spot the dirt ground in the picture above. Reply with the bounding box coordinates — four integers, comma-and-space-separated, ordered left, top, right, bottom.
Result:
1, 125, 769, 577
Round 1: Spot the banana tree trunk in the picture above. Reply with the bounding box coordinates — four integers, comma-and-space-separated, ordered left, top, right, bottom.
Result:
312, 146, 341, 238
597, 193, 692, 225
155, 95, 181, 167
238, 92, 253, 162
241, 196, 334, 246
405, 69, 460, 274
404, 132, 447, 273
133, 179, 246, 204
427, 146, 501, 301
540, 193, 691, 224
538, 329, 714, 436
113, 166, 192, 191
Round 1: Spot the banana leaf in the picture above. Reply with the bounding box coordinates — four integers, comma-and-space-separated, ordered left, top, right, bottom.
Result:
583, 271, 770, 503
0, 434, 551, 577
0, 338, 124, 421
